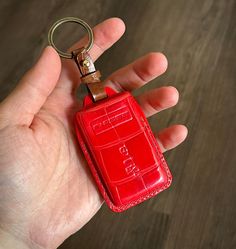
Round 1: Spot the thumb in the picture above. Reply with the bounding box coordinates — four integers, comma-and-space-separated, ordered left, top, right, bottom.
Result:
0, 46, 61, 126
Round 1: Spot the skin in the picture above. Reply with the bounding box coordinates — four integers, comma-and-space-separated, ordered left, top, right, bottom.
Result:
0, 18, 187, 249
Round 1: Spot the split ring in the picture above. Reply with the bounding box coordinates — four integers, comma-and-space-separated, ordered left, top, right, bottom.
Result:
48, 17, 94, 59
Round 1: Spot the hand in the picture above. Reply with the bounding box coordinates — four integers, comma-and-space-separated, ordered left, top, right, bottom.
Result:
0, 18, 187, 249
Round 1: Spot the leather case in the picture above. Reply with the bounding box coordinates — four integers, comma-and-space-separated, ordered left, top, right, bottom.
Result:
74, 88, 172, 212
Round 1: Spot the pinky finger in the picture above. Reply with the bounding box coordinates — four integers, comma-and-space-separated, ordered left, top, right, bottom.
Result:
156, 125, 188, 153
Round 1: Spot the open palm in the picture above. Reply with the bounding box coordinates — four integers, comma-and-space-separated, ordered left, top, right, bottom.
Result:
0, 18, 187, 249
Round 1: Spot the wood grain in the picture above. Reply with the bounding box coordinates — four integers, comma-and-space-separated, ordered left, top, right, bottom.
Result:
0, 0, 235, 248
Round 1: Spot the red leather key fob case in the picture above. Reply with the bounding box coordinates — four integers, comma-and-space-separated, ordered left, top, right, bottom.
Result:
48, 17, 172, 213
75, 88, 172, 212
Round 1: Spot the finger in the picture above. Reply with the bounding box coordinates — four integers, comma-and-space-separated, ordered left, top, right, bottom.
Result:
104, 52, 168, 91
58, 18, 126, 93
137, 86, 179, 118
156, 125, 188, 153
0, 46, 61, 126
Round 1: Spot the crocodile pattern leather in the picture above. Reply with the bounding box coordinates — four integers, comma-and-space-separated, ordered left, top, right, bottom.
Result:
74, 88, 172, 212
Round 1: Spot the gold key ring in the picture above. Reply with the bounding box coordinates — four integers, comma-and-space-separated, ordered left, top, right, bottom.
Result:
48, 17, 94, 59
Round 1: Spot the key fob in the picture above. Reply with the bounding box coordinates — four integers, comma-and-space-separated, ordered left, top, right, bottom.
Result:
75, 87, 172, 212
48, 17, 172, 212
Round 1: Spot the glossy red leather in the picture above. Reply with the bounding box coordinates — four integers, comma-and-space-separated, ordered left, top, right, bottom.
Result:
74, 88, 172, 212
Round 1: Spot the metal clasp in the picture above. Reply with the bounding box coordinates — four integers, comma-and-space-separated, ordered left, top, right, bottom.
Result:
48, 17, 107, 102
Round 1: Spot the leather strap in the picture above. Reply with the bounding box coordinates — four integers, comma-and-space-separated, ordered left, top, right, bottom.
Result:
80, 70, 101, 84
72, 48, 107, 102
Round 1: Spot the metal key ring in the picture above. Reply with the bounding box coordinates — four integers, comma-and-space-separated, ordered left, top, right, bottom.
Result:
48, 17, 94, 59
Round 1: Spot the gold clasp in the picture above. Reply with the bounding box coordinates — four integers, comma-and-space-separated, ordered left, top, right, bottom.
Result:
48, 17, 107, 102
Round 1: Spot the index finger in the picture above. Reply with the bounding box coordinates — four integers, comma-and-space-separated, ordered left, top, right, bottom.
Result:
58, 18, 126, 93
68, 17, 126, 61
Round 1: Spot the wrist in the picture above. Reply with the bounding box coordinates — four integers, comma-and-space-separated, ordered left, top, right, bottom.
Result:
0, 229, 30, 249
0, 229, 44, 249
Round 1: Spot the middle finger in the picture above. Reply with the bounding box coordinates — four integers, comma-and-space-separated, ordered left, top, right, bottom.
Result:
104, 52, 168, 91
